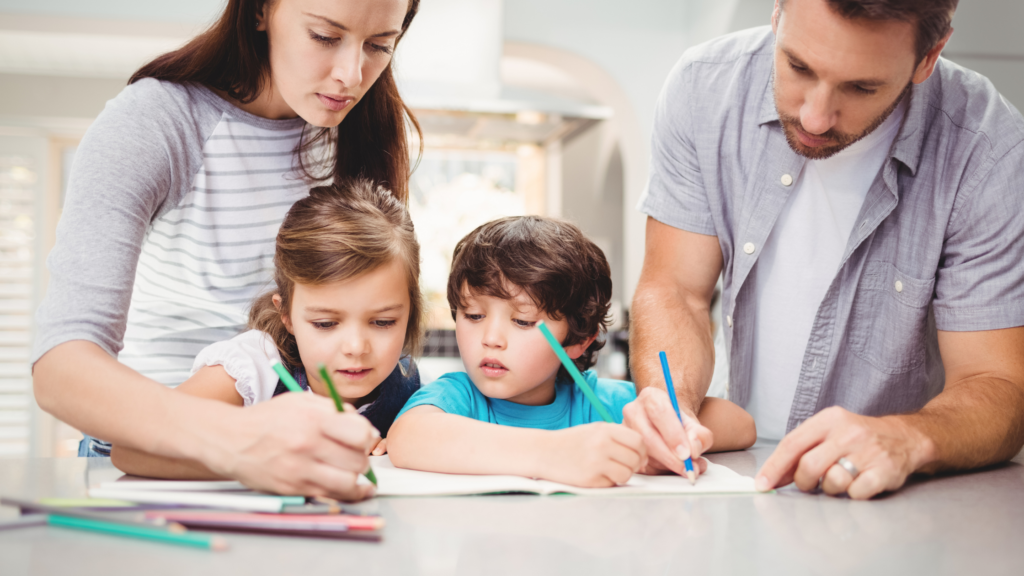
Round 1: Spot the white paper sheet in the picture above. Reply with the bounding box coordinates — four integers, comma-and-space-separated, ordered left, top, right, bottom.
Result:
368, 455, 759, 496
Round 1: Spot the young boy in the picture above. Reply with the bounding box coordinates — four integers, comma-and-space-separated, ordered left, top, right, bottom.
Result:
388, 216, 755, 488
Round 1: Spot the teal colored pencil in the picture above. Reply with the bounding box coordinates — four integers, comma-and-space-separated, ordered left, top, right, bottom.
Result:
318, 364, 378, 487
537, 321, 615, 423
47, 514, 227, 550
270, 361, 304, 393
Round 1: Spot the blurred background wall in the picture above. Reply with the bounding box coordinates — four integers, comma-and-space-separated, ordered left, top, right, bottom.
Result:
1, 0, 1020, 457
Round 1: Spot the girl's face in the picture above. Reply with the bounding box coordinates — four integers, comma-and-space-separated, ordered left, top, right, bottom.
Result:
254, 0, 408, 125
280, 259, 410, 401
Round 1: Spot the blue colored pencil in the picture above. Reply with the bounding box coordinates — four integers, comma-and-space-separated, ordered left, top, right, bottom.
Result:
659, 351, 697, 485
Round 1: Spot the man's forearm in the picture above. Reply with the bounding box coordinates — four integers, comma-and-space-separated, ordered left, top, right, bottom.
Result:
630, 280, 716, 416
899, 375, 1024, 473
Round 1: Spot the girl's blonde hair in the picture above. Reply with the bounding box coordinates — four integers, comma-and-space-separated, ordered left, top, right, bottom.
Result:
249, 179, 423, 369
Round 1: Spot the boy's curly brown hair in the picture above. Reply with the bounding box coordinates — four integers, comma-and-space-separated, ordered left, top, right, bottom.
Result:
447, 216, 613, 380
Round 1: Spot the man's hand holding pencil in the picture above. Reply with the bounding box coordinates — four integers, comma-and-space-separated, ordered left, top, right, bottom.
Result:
622, 388, 712, 478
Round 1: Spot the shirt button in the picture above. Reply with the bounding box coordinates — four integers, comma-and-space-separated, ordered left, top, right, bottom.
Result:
727, 315, 733, 328
895, 280, 904, 293
743, 242, 756, 254
780, 173, 794, 186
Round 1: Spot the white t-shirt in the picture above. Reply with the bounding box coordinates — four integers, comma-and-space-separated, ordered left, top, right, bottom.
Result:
747, 100, 907, 440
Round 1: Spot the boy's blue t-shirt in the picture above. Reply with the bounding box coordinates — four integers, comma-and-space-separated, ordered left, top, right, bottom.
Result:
396, 370, 636, 429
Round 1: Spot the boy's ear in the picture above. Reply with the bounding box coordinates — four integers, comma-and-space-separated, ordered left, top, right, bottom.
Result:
564, 333, 599, 360
272, 294, 294, 334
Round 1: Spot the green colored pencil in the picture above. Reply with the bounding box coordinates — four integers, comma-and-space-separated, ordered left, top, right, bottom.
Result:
47, 514, 227, 550
318, 364, 378, 486
270, 361, 378, 487
537, 321, 615, 423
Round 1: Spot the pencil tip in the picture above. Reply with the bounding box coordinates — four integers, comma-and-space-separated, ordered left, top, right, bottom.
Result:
168, 522, 188, 534
211, 536, 229, 551
687, 471, 697, 485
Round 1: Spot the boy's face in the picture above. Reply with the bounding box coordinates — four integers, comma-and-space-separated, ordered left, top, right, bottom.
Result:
454, 286, 592, 406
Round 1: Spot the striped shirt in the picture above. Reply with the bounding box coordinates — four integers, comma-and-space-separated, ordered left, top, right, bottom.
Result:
34, 79, 329, 390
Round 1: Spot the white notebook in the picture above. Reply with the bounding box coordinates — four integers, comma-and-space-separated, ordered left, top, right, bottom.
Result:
100, 456, 759, 498
366, 455, 759, 497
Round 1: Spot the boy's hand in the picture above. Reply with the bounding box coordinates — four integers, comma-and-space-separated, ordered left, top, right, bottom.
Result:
540, 423, 647, 488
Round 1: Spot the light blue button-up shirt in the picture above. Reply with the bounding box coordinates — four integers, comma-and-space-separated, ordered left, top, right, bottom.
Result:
639, 27, 1024, 433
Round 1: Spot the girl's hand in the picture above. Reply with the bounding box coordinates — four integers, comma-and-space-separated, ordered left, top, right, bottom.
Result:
539, 423, 648, 488
371, 437, 388, 456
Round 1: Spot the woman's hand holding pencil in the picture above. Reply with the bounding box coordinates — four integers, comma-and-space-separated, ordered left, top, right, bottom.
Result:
218, 389, 379, 501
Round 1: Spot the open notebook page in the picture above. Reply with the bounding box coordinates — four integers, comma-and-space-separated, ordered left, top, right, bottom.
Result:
367, 455, 759, 496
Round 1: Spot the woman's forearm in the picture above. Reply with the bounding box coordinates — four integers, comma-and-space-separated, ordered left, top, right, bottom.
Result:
33, 340, 237, 462
110, 445, 222, 480
387, 407, 550, 477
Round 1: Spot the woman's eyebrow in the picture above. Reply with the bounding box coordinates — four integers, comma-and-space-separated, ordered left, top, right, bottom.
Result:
303, 12, 401, 37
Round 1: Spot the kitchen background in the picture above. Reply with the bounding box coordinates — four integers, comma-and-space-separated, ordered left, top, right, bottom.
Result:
1, 0, 1021, 457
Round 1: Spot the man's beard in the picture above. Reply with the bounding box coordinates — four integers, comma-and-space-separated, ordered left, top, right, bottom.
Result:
776, 83, 911, 160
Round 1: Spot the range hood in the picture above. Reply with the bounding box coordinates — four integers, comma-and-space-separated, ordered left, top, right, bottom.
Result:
394, 0, 610, 148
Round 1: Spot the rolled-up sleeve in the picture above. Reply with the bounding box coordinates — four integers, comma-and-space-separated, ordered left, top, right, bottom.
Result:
637, 61, 717, 236
933, 142, 1024, 331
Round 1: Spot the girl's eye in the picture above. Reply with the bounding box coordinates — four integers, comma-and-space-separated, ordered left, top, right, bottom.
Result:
464, 313, 483, 321
312, 321, 337, 330
309, 30, 338, 46
373, 319, 397, 328
513, 319, 537, 328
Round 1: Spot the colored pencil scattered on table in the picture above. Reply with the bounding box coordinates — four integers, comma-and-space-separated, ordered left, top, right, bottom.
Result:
659, 351, 697, 485
536, 321, 615, 423
47, 514, 227, 550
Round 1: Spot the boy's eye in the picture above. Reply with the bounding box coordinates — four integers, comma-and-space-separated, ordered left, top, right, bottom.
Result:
309, 30, 338, 46
311, 321, 337, 330
373, 319, 397, 328
513, 319, 538, 328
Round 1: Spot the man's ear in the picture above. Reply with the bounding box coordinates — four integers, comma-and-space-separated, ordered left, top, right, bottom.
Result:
565, 334, 599, 360
272, 294, 294, 334
771, 0, 781, 34
912, 27, 954, 85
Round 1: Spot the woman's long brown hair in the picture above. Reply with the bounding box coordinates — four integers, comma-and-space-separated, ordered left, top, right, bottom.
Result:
249, 179, 424, 370
129, 0, 421, 202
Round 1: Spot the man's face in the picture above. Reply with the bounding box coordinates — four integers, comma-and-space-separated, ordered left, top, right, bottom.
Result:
772, 0, 918, 159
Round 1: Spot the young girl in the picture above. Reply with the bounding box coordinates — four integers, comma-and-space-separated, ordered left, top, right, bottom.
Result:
111, 179, 424, 478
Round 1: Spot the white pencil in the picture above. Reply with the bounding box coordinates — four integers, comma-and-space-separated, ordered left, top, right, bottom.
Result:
99, 480, 248, 492
88, 488, 303, 513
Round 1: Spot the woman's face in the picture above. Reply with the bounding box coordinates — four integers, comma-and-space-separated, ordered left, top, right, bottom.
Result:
256, 0, 408, 126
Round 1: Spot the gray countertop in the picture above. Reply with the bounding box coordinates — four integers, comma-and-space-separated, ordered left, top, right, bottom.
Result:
1, 441, 1023, 575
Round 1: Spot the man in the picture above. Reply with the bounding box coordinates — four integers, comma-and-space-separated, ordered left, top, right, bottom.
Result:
624, 0, 1024, 500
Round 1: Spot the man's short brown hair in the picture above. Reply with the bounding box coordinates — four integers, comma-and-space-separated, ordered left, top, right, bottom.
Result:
782, 0, 958, 61
447, 216, 613, 378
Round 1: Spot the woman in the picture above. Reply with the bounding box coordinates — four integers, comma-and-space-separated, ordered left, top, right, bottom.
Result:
32, 0, 419, 501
